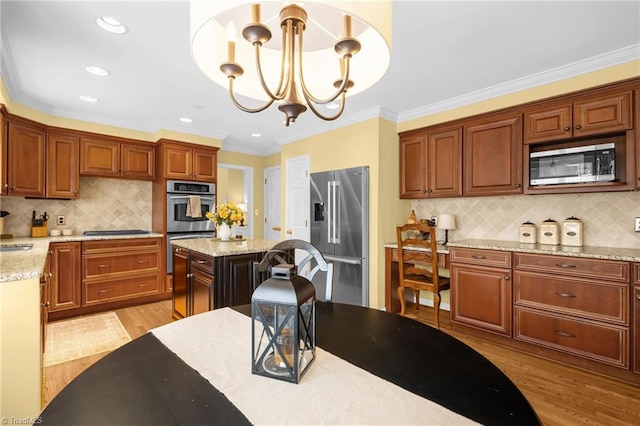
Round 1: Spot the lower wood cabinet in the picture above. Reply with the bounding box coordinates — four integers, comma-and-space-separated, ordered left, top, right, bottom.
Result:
49, 242, 82, 312
172, 247, 264, 319
82, 238, 162, 306
513, 253, 631, 370
634, 263, 639, 374
450, 248, 512, 336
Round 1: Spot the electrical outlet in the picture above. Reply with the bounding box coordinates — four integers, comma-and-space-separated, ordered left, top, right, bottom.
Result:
635, 217, 640, 232
431, 216, 438, 227
57, 215, 66, 226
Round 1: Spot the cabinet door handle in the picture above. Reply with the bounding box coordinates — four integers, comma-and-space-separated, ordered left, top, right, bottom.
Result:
636, 293, 640, 300
575, 124, 582, 130
555, 331, 575, 338
504, 276, 510, 280
563, 126, 570, 131
516, 183, 521, 188
555, 263, 576, 269
427, 189, 432, 193
422, 189, 427, 193
556, 292, 576, 298
472, 255, 486, 259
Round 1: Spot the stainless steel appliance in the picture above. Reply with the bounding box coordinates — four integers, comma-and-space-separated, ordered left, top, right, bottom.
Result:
310, 166, 369, 307
166, 180, 215, 273
529, 142, 616, 186
166, 180, 215, 233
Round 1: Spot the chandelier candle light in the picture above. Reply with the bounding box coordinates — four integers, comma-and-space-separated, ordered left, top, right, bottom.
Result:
190, 1, 392, 126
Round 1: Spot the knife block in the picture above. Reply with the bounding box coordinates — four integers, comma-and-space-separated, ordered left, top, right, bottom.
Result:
31, 224, 48, 237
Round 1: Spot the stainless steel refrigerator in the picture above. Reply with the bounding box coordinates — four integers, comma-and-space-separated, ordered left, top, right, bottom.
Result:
310, 166, 369, 307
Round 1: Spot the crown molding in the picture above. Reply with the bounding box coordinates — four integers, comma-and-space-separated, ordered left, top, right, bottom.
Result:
397, 44, 640, 123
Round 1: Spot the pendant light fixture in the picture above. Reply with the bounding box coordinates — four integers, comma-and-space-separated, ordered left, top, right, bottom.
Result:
190, 1, 392, 126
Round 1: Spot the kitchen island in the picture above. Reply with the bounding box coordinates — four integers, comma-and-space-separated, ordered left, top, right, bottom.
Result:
170, 238, 276, 319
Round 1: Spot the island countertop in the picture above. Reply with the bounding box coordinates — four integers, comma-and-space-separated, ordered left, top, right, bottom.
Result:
171, 238, 277, 257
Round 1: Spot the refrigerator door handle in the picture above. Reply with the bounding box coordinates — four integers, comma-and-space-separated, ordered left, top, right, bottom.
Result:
326, 181, 332, 243
332, 181, 340, 244
323, 255, 361, 265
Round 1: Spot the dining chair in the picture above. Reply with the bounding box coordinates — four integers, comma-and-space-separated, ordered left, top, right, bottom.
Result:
396, 223, 450, 329
255, 239, 335, 302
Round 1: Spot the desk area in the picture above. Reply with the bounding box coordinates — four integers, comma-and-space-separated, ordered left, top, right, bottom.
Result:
39, 302, 540, 425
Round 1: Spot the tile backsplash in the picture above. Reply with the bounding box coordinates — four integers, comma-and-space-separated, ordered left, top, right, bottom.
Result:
0, 177, 152, 237
413, 191, 640, 249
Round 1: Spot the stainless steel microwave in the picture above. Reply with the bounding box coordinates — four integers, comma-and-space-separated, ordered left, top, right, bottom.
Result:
529, 143, 615, 186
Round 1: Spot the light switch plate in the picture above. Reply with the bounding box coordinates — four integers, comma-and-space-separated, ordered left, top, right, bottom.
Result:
635, 217, 640, 232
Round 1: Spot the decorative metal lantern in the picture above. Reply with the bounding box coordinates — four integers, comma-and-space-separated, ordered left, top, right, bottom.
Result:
251, 264, 316, 383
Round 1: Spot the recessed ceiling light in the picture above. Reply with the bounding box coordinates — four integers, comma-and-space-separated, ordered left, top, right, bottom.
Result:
79, 95, 99, 103
179, 117, 193, 123
251, 133, 262, 137
96, 17, 127, 34
85, 66, 110, 76
326, 102, 340, 110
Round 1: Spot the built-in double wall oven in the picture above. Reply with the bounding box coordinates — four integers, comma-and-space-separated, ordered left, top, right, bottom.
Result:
166, 180, 215, 273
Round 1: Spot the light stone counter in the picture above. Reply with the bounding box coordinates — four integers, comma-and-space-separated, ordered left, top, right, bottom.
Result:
171, 238, 277, 257
0, 233, 163, 283
384, 239, 640, 262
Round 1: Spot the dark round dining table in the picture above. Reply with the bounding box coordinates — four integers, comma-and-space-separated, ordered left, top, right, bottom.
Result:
39, 302, 540, 425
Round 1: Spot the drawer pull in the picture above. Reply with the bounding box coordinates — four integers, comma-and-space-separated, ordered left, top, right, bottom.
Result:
472, 255, 486, 259
138, 282, 149, 287
196, 259, 207, 264
555, 263, 576, 269
97, 264, 109, 268
555, 331, 575, 338
137, 260, 149, 264
98, 289, 110, 294
555, 292, 576, 298
636, 294, 640, 300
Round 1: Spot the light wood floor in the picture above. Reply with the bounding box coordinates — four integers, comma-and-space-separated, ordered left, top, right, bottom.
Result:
44, 301, 640, 425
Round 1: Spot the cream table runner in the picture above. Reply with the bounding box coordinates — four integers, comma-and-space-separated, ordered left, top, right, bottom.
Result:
151, 308, 478, 425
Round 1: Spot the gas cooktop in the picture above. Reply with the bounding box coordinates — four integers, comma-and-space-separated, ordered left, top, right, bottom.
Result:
83, 230, 152, 236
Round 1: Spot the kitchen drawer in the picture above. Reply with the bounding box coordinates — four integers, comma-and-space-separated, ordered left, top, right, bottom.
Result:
390, 248, 448, 268
449, 247, 511, 268
513, 253, 629, 282
514, 271, 629, 325
514, 307, 628, 368
83, 238, 161, 254
83, 251, 159, 279
191, 252, 214, 273
84, 274, 161, 305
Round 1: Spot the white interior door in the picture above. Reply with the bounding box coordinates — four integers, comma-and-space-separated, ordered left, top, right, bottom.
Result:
285, 155, 310, 242
263, 166, 281, 241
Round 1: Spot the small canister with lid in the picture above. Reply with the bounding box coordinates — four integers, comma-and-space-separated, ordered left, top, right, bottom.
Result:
519, 221, 537, 244
539, 218, 559, 245
561, 216, 583, 247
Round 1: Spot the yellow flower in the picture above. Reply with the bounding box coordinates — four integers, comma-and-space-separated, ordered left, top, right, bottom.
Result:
206, 202, 245, 226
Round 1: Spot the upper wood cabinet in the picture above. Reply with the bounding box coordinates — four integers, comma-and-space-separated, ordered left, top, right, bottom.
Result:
524, 89, 632, 144
159, 140, 218, 182
399, 126, 462, 199
46, 132, 79, 199
635, 90, 640, 190
80, 137, 155, 180
463, 113, 523, 196
7, 121, 46, 197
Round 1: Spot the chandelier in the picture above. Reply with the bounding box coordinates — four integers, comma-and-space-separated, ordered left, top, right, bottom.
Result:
190, 1, 391, 126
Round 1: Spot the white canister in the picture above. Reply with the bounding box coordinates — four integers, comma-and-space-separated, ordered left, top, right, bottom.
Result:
519, 221, 537, 244
561, 216, 583, 247
539, 218, 559, 245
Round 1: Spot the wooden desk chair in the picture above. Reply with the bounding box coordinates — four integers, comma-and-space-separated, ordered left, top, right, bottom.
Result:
255, 239, 334, 302
396, 223, 450, 329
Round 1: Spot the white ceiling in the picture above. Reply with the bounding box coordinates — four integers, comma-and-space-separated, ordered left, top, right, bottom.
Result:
1, 1, 639, 156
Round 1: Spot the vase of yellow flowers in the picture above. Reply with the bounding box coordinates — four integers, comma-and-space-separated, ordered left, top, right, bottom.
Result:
206, 202, 244, 241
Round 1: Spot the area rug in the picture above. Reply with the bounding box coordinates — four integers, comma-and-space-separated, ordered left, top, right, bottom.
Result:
44, 312, 131, 367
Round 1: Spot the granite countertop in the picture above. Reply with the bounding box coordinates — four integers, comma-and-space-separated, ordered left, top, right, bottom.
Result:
171, 238, 277, 257
385, 239, 640, 262
0, 232, 164, 283
383, 242, 449, 255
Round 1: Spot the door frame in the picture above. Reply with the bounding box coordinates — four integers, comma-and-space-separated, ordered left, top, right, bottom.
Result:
218, 163, 254, 238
